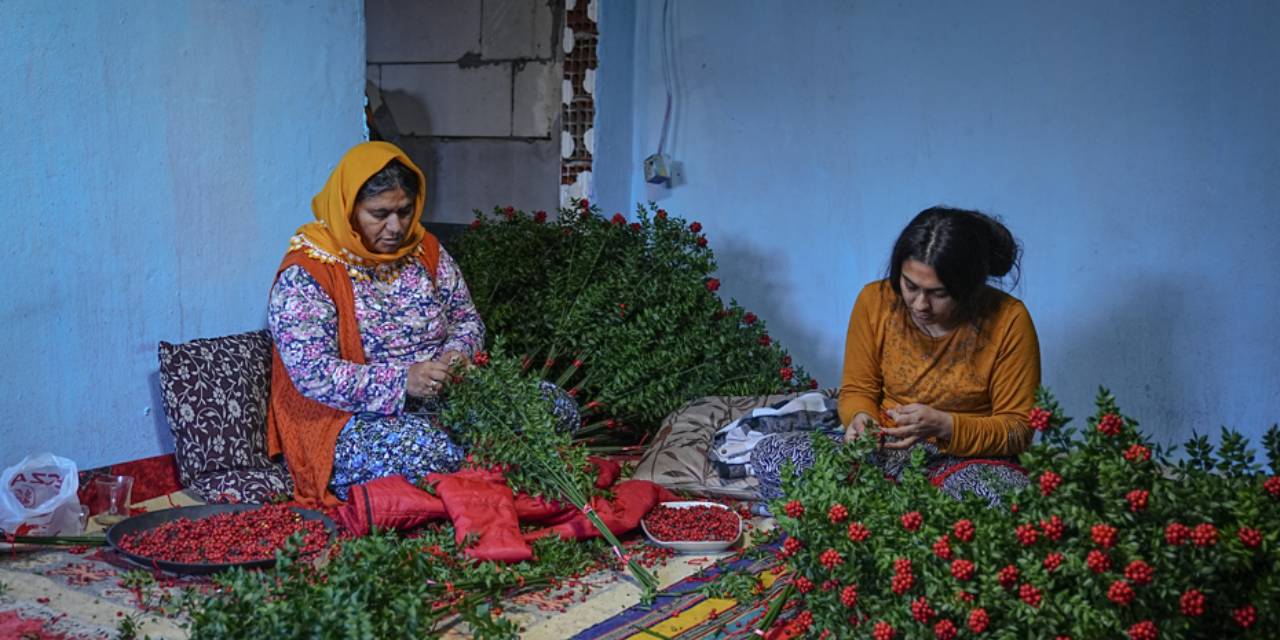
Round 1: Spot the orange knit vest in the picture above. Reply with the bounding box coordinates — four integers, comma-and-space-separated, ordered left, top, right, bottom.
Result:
266, 235, 441, 507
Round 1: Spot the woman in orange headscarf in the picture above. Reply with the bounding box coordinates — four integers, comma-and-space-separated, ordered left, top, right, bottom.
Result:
265, 142, 486, 507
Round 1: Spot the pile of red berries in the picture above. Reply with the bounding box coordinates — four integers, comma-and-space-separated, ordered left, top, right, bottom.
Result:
117, 505, 328, 565
642, 504, 739, 542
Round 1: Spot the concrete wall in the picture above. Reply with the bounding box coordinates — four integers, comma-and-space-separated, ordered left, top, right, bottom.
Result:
0, 1, 365, 469
366, 0, 563, 222
595, 0, 1280, 445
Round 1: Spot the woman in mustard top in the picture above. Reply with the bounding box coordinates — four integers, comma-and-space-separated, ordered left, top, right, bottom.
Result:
754, 207, 1040, 504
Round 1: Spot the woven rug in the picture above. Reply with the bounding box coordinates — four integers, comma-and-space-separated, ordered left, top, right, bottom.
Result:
570, 543, 792, 640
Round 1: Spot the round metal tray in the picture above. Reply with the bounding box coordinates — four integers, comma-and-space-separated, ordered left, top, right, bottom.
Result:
105, 503, 336, 575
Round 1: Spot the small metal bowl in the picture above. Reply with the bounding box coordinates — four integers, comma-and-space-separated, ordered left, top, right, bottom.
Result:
641, 500, 742, 553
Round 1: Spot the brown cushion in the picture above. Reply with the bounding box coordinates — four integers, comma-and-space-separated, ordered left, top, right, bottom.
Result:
157, 330, 293, 503
632, 390, 838, 500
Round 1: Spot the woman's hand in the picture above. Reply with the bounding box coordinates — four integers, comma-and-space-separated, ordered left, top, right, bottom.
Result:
880, 403, 953, 449
440, 350, 471, 370
407, 360, 450, 397
843, 412, 874, 443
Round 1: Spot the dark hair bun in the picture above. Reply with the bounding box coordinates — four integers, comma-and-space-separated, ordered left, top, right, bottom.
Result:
974, 213, 1018, 278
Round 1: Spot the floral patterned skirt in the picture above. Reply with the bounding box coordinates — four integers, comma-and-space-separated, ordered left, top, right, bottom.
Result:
751, 431, 1029, 506
329, 382, 580, 499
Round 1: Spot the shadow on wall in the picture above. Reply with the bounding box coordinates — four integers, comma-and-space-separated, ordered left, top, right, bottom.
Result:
148, 370, 176, 453
714, 236, 841, 387
1052, 276, 1193, 444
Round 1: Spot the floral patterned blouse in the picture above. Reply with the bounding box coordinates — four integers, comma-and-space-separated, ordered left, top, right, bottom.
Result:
267, 248, 485, 415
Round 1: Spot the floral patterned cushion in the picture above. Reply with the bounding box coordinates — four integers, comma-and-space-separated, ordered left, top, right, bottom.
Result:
157, 330, 293, 503
632, 390, 838, 500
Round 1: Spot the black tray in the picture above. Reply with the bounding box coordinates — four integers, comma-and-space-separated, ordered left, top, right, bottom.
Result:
105, 503, 337, 575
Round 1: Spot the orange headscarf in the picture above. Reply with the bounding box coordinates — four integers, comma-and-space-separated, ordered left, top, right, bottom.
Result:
297, 141, 428, 264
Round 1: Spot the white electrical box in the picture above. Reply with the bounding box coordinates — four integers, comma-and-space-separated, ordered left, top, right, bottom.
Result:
644, 153, 672, 185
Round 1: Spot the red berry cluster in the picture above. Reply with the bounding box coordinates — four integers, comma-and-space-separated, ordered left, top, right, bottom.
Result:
1127, 620, 1157, 640
827, 503, 848, 524
840, 584, 858, 607
1190, 523, 1218, 547
952, 519, 975, 543
1123, 560, 1154, 585
1238, 527, 1262, 548
1097, 413, 1124, 436
1232, 604, 1256, 628
892, 557, 914, 594
1126, 489, 1149, 512
1027, 407, 1052, 432
910, 596, 935, 622
793, 610, 814, 633
950, 559, 975, 581
900, 511, 923, 532
1123, 444, 1152, 462
1039, 470, 1062, 496
705, 278, 721, 292
743, 312, 757, 325
967, 608, 989, 634
1043, 552, 1064, 572
996, 564, 1019, 589
1265, 476, 1280, 498
932, 534, 953, 560
1040, 515, 1065, 541
821, 579, 838, 592
934, 618, 957, 640
784, 500, 805, 518
781, 536, 803, 557
819, 548, 844, 571
1165, 522, 1190, 546
1108, 579, 1135, 606
642, 504, 738, 542
1087, 550, 1111, 574
847, 521, 871, 543
117, 504, 328, 565
794, 576, 815, 594
1179, 588, 1205, 616
1091, 523, 1118, 548
1015, 524, 1039, 546
1019, 583, 1042, 608
472, 351, 491, 367
872, 621, 896, 640
611, 213, 626, 225
780, 367, 794, 381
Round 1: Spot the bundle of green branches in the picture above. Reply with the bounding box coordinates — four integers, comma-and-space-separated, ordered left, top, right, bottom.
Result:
440, 344, 659, 599
455, 200, 818, 444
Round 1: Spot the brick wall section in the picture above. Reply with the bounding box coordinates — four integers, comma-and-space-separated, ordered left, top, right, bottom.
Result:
366, 0, 564, 223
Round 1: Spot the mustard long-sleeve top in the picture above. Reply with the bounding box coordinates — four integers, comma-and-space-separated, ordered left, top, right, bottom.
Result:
838, 280, 1041, 457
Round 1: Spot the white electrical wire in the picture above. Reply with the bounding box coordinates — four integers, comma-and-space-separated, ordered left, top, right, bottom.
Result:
657, 0, 674, 156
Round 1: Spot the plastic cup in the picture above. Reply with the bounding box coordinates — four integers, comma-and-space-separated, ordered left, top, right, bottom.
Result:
92, 475, 134, 526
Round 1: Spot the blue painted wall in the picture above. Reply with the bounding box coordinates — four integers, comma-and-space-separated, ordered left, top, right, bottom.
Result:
0, 1, 365, 469
597, 0, 1280, 445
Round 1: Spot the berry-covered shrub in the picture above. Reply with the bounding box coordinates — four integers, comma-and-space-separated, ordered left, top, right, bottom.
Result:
770, 388, 1280, 638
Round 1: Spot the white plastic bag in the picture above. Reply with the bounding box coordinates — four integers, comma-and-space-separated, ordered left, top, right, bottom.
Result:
0, 453, 83, 536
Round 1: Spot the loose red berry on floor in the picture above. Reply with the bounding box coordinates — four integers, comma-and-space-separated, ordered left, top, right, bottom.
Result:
953, 519, 975, 543
1179, 589, 1205, 617
1108, 580, 1135, 606
967, 608, 989, 634
901, 511, 923, 532
1238, 527, 1262, 548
